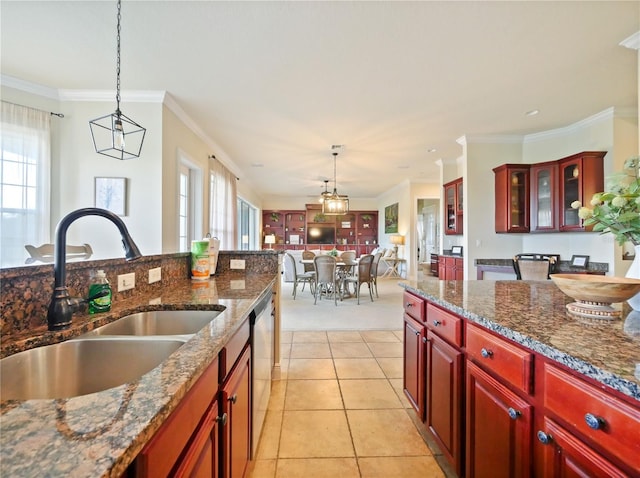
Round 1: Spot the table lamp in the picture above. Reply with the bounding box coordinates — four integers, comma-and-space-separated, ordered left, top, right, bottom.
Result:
390, 234, 405, 258
265, 234, 276, 249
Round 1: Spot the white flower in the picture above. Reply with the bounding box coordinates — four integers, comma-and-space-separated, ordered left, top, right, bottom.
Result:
611, 196, 627, 208
578, 207, 593, 220
570, 200, 582, 209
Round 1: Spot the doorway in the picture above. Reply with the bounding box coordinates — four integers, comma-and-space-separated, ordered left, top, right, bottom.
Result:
416, 199, 439, 277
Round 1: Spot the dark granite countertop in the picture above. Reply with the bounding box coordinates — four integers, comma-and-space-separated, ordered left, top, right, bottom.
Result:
0, 273, 276, 478
400, 279, 639, 402
474, 257, 609, 274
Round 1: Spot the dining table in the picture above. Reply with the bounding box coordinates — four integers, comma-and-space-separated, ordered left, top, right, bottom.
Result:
300, 258, 358, 298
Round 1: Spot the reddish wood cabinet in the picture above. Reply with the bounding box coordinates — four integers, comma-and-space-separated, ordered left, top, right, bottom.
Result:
558, 151, 605, 231
493, 164, 530, 233
444, 177, 463, 235
466, 361, 533, 478
530, 161, 559, 232
438, 255, 463, 280
403, 313, 425, 419
221, 346, 252, 478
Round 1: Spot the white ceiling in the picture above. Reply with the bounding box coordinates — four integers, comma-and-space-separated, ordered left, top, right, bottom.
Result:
1, 1, 638, 201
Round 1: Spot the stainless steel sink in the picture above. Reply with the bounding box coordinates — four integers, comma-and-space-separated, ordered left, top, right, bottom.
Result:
83, 309, 224, 337
0, 338, 185, 400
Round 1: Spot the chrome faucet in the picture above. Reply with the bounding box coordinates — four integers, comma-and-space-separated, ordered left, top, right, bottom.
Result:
47, 207, 142, 330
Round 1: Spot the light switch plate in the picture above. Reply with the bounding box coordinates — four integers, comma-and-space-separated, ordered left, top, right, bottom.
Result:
230, 259, 246, 270
117, 272, 135, 292
148, 267, 161, 284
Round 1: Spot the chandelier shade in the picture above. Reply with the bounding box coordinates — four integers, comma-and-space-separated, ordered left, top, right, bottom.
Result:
321, 151, 349, 215
89, 0, 146, 160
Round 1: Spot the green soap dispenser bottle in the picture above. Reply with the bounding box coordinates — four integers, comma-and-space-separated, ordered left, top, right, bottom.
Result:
88, 270, 112, 314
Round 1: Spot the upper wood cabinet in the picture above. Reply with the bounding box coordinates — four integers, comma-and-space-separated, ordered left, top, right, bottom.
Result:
493, 164, 530, 233
493, 151, 605, 234
530, 161, 559, 232
558, 151, 605, 231
444, 177, 463, 235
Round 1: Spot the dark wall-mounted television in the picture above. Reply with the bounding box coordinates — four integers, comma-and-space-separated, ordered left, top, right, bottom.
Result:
307, 226, 335, 245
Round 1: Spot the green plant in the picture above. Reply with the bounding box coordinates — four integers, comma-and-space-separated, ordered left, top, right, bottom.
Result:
328, 248, 339, 257
314, 213, 326, 223
361, 214, 373, 222
572, 156, 640, 245
270, 212, 280, 222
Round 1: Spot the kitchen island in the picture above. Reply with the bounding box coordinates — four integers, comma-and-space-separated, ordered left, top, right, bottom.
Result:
400, 278, 639, 476
0, 272, 276, 478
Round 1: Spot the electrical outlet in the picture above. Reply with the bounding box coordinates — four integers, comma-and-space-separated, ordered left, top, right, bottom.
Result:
117, 272, 135, 292
230, 259, 246, 270
148, 267, 161, 284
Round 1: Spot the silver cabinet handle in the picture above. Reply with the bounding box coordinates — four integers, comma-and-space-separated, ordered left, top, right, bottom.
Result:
433, 320, 442, 326
480, 348, 493, 358
584, 413, 605, 430
508, 408, 521, 420
537, 430, 552, 445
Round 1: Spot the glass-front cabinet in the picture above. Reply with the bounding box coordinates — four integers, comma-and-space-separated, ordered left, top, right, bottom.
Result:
493, 164, 530, 233
558, 151, 605, 232
530, 162, 558, 232
444, 177, 463, 235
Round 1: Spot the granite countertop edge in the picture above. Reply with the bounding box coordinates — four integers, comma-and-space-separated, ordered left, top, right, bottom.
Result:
400, 281, 640, 402
0, 273, 276, 478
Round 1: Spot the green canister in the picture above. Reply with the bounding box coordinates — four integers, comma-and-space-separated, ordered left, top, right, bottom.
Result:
191, 240, 210, 280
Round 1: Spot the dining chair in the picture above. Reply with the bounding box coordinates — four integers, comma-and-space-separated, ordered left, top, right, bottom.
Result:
284, 252, 315, 299
302, 250, 316, 273
512, 254, 556, 280
370, 251, 383, 298
25, 243, 93, 264
313, 255, 339, 305
343, 254, 374, 304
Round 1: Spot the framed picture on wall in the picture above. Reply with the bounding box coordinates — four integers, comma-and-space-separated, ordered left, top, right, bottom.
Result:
95, 177, 127, 216
385, 202, 398, 233
570, 255, 589, 268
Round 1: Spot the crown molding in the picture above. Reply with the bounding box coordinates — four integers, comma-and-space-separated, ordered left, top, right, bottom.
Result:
58, 89, 166, 102
620, 31, 640, 50
1, 74, 59, 100
524, 107, 637, 143
459, 134, 524, 144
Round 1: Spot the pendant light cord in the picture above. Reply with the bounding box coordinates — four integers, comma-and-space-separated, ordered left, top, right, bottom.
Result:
115, 0, 121, 115
333, 152, 338, 192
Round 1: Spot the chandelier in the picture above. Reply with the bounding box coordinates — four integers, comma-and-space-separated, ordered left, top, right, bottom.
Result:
89, 0, 146, 160
321, 150, 349, 215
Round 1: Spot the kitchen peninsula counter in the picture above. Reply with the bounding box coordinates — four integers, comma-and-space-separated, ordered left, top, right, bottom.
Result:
400, 279, 639, 402
0, 272, 276, 477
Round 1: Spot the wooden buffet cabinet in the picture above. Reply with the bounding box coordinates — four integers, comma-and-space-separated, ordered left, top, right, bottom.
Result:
132, 317, 253, 478
262, 207, 378, 256
493, 151, 605, 234
444, 177, 463, 235
402, 290, 640, 478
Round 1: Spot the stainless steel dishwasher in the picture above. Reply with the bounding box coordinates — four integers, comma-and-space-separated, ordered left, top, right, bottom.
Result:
250, 290, 274, 458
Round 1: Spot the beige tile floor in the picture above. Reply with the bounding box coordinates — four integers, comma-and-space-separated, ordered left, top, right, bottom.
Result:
247, 330, 448, 478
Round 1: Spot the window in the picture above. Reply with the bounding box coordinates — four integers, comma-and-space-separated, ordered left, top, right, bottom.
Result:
209, 158, 237, 249
237, 197, 258, 250
178, 150, 203, 252
0, 102, 51, 268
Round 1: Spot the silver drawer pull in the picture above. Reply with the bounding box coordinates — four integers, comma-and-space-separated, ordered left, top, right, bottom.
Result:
584, 413, 606, 430
508, 408, 521, 420
433, 320, 442, 326
480, 348, 493, 359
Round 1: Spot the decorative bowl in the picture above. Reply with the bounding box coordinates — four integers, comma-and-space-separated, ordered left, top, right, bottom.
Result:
550, 274, 640, 320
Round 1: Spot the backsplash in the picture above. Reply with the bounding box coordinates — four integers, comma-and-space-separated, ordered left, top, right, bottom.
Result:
0, 250, 280, 336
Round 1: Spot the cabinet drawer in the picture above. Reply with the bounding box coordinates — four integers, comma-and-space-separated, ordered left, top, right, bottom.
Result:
426, 303, 462, 347
466, 324, 533, 394
543, 363, 640, 471
220, 319, 250, 380
403, 291, 425, 322
136, 357, 219, 477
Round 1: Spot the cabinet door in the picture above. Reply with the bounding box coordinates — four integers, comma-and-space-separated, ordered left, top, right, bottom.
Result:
173, 400, 221, 478
444, 178, 463, 235
454, 258, 463, 280
221, 346, 251, 478
493, 164, 530, 233
466, 361, 532, 478
558, 152, 605, 231
530, 162, 558, 232
425, 332, 463, 475
536, 417, 628, 478
438, 256, 446, 280
403, 314, 425, 419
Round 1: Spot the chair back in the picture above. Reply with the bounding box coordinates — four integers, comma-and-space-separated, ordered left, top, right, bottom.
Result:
371, 252, 383, 277
302, 250, 316, 272
340, 251, 356, 263
314, 255, 337, 283
356, 254, 374, 282
512, 255, 555, 280
283, 252, 298, 279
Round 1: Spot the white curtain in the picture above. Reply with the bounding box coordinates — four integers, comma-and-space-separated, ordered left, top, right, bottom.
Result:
209, 158, 237, 250
0, 102, 51, 267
